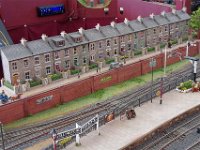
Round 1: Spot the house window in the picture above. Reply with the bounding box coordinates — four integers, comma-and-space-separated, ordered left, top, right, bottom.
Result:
114, 49, 117, 55
54, 51, 59, 59
25, 71, 30, 80
64, 50, 69, 56
99, 42, 102, 48
134, 42, 137, 49
58, 41, 64, 46
134, 33, 137, 39
74, 57, 78, 66
165, 26, 168, 32
90, 55, 94, 61
120, 36, 124, 43
64, 60, 70, 69
34, 57, 40, 65
24, 59, 28, 67
114, 38, 117, 45
128, 44, 131, 50
73, 48, 77, 55
154, 28, 156, 34
90, 43, 95, 51
46, 66, 51, 75
107, 51, 110, 56
83, 57, 87, 64
45, 54, 50, 62
106, 40, 110, 47
12, 62, 17, 70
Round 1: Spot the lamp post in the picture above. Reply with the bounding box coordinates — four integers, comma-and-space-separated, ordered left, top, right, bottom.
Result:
0, 122, 5, 150
149, 57, 157, 103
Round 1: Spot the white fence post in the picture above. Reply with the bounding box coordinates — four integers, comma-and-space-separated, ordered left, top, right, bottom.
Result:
96, 114, 100, 135
76, 123, 81, 146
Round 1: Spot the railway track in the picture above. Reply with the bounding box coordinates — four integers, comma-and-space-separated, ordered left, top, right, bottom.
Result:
0, 63, 199, 150
186, 140, 200, 150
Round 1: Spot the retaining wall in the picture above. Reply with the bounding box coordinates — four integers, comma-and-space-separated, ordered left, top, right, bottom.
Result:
0, 43, 199, 124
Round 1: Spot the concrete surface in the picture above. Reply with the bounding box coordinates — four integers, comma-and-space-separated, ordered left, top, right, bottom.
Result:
66, 90, 200, 150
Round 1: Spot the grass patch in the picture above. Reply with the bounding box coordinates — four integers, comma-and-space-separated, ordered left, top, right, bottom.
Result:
105, 58, 115, 64
89, 63, 98, 70
4, 80, 13, 90
49, 73, 63, 81
29, 80, 42, 87
70, 70, 80, 75
4, 59, 191, 130
147, 47, 155, 52
160, 43, 166, 49
134, 50, 142, 56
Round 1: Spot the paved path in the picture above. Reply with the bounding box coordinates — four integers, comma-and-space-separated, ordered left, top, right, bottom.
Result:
66, 90, 200, 150
25, 89, 200, 150
21, 42, 192, 99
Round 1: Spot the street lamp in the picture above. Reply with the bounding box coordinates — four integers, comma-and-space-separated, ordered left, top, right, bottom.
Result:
149, 57, 157, 103
185, 56, 199, 82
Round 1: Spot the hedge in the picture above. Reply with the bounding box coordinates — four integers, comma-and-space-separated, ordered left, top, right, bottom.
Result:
4, 80, 14, 90
134, 51, 142, 56
70, 70, 80, 75
147, 47, 155, 52
89, 64, 98, 69
29, 80, 42, 87
105, 58, 115, 64
50, 73, 63, 81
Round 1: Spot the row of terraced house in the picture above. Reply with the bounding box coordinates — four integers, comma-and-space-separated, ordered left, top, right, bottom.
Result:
1, 8, 190, 85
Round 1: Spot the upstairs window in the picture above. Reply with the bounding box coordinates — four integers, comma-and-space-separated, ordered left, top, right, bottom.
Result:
90, 43, 95, 51
64, 49, 69, 56
73, 48, 77, 55
25, 71, 30, 80
34, 57, 40, 65
24, 59, 28, 67
54, 51, 59, 59
46, 66, 51, 75
45, 54, 50, 62
114, 38, 118, 45
106, 40, 110, 47
120, 36, 124, 43
12, 62, 17, 70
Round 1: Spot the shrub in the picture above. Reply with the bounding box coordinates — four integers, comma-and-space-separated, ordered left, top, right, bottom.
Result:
171, 40, 178, 45
178, 80, 193, 90
160, 43, 166, 49
29, 80, 42, 87
4, 80, 14, 90
49, 73, 62, 81
58, 137, 72, 148
134, 51, 142, 56
147, 47, 155, 52
105, 58, 115, 64
70, 69, 80, 75
89, 64, 98, 69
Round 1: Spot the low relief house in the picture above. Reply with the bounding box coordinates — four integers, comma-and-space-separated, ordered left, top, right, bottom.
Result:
1, 9, 190, 85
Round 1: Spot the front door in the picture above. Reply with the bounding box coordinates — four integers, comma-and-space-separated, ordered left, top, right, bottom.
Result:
12, 73, 19, 86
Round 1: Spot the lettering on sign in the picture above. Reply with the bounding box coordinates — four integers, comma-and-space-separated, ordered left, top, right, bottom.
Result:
82, 116, 98, 132
56, 128, 82, 140
101, 76, 112, 83
36, 95, 53, 104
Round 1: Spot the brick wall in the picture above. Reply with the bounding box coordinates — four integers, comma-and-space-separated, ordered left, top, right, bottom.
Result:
0, 43, 199, 124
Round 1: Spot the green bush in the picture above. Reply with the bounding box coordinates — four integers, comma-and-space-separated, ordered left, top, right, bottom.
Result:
58, 137, 72, 148
70, 69, 80, 75
29, 80, 42, 87
134, 51, 142, 56
89, 64, 98, 69
178, 80, 193, 90
147, 47, 155, 52
49, 73, 62, 81
4, 80, 14, 90
171, 40, 178, 45
160, 43, 166, 49
105, 58, 115, 64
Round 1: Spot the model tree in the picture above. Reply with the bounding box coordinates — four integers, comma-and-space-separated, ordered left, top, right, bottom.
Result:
189, 7, 200, 39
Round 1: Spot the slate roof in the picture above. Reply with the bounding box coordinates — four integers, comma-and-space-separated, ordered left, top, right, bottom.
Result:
1, 44, 32, 61
154, 15, 170, 25
84, 28, 105, 42
100, 25, 120, 38
1, 10, 190, 61
176, 10, 190, 21
115, 22, 134, 35
165, 12, 180, 23
129, 20, 146, 32
142, 17, 159, 29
